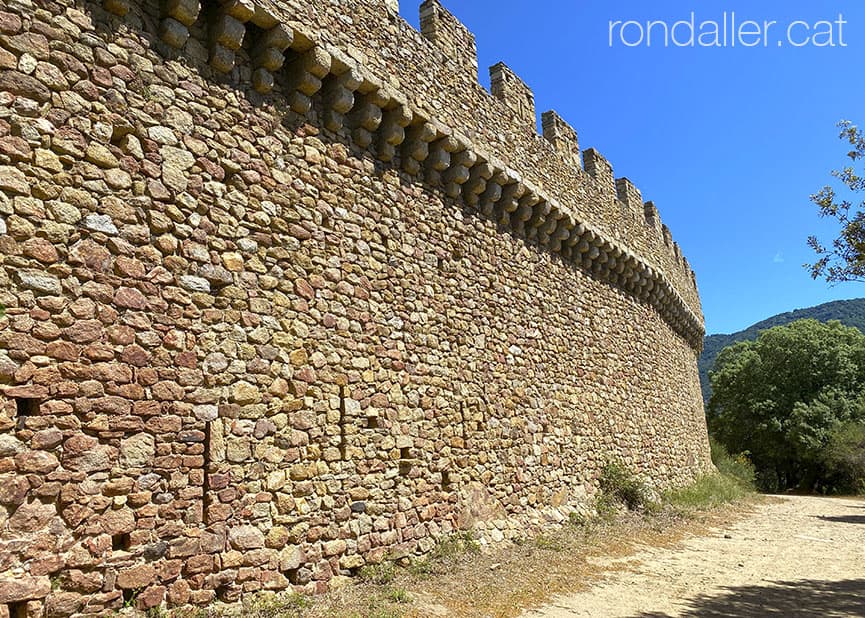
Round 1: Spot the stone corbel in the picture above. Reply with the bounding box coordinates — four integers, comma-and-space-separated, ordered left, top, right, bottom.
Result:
251, 25, 294, 93
160, 0, 200, 49
285, 46, 332, 113
209, 0, 255, 73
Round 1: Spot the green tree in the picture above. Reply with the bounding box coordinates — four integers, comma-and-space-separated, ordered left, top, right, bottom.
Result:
807, 120, 865, 283
708, 319, 865, 491
822, 422, 865, 494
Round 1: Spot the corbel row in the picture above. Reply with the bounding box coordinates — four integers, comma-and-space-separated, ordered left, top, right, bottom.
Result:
103, 0, 704, 348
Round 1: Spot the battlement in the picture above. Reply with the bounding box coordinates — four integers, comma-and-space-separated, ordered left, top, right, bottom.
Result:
490, 62, 536, 129
542, 111, 581, 169
420, 0, 478, 78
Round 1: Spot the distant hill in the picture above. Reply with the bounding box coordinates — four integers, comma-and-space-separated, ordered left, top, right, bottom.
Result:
699, 298, 865, 403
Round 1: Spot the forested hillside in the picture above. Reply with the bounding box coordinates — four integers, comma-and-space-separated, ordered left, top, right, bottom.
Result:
700, 298, 865, 402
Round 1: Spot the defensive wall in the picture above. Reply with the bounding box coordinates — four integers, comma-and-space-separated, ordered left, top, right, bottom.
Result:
0, 0, 712, 614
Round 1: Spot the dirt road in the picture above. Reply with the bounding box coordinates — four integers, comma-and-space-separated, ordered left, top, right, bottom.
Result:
524, 495, 865, 617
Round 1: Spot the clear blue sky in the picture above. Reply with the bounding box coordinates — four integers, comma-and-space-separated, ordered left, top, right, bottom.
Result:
399, 1, 865, 335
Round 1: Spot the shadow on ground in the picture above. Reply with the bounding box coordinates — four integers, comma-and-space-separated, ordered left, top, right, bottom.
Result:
816, 515, 865, 525
633, 578, 865, 617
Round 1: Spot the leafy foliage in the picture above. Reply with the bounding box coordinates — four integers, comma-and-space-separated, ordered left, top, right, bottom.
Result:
807, 120, 865, 283
822, 422, 865, 494
698, 298, 865, 402
709, 437, 756, 490
597, 461, 657, 513
708, 319, 865, 492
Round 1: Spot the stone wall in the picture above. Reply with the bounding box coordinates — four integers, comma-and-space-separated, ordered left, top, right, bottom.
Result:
0, 0, 712, 614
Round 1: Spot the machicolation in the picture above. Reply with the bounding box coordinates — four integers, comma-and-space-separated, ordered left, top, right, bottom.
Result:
0, 0, 712, 614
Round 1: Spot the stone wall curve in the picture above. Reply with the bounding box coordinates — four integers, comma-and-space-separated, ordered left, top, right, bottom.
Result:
0, 0, 712, 613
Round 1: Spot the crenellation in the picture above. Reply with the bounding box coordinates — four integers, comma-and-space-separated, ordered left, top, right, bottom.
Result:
583, 148, 616, 198
643, 201, 660, 229
615, 177, 643, 218
419, 0, 478, 78
662, 223, 673, 247
490, 62, 536, 130
542, 110, 581, 170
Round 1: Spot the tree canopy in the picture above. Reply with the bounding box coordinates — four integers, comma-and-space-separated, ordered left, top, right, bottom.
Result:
708, 319, 865, 492
807, 120, 865, 283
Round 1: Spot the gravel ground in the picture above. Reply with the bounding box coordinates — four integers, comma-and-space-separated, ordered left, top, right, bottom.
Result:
524, 495, 865, 618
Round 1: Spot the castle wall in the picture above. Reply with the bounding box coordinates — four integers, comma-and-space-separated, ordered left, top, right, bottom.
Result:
0, 0, 711, 613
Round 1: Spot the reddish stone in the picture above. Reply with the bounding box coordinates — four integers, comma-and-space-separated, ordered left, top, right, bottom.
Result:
8, 499, 57, 532
117, 564, 157, 590
0, 474, 29, 505
0, 11, 22, 34
109, 383, 145, 399
0, 576, 50, 603
166, 580, 190, 605
136, 586, 166, 610
151, 381, 184, 401
114, 286, 148, 310
22, 238, 57, 263
133, 401, 161, 416
29, 555, 65, 576
92, 396, 132, 414
62, 434, 97, 456
45, 341, 79, 361
175, 351, 197, 368
90, 66, 114, 88
31, 428, 63, 450
82, 343, 115, 361
0, 69, 51, 102
184, 554, 214, 575
93, 363, 133, 383
69, 239, 112, 271
294, 278, 315, 300
44, 592, 84, 617
121, 345, 150, 366
107, 325, 136, 345
100, 508, 135, 535
63, 320, 104, 344
62, 570, 102, 593
0, 135, 32, 161
14, 451, 59, 474
114, 256, 146, 278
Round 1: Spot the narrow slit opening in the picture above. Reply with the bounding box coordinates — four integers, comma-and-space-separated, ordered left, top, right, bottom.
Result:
8, 602, 27, 618
15, 398, 38, 431
112, 532, 132, 551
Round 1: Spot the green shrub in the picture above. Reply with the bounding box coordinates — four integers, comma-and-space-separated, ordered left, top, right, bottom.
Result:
665, 473, 751, 510
358, 562, 397, 585
822, 421, 865, 494
709, 437, 756, 489
384, 587, 412, 604
597, 461, 656, 512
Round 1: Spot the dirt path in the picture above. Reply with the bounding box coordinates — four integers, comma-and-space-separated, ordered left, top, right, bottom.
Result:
523, 496, 865, 617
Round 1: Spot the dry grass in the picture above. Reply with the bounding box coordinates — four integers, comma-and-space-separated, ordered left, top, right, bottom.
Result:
142, 476, 762, 618
296, 498, 761, 618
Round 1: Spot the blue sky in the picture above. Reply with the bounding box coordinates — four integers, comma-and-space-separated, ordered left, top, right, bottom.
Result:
399, 1, 865, 335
